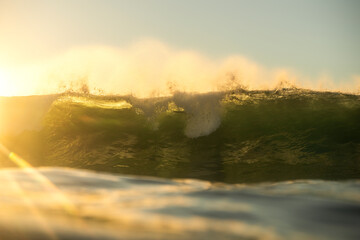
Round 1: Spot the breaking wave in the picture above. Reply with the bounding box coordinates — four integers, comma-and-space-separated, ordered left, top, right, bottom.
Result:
1, 88, 359, 183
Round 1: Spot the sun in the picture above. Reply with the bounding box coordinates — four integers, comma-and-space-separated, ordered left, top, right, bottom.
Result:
0, 68, 15, 96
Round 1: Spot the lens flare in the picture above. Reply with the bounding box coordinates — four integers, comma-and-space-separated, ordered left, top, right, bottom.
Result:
0, 143, 77, 215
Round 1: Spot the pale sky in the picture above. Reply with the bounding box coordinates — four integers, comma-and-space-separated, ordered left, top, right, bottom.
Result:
0, 0, 359, 83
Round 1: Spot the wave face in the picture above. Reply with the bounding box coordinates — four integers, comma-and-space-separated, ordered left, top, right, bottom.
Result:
0, 89, 359, 183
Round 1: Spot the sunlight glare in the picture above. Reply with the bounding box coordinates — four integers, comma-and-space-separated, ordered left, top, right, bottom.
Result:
0, 68, 15, 96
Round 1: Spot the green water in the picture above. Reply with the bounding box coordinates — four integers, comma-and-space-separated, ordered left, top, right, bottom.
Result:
1, 89, 359, 183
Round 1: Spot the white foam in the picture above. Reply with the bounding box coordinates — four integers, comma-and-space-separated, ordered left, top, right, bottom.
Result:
173, 92, 223, 138
2, 39, 359, 98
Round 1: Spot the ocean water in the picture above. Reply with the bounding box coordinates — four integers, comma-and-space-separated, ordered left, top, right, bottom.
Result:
0, 89, 359, 239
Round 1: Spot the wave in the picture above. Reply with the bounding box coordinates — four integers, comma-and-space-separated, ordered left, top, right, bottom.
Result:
0, 88, 359, 183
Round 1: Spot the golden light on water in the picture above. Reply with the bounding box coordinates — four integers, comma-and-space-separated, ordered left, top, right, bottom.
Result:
0, 142, 78, 239
0, 143, 78, 216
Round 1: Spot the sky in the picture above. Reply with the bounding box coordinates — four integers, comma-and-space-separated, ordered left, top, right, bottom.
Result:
0, 0, 359, 95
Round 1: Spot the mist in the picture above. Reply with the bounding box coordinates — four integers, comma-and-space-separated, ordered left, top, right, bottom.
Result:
2, 39, 359, 97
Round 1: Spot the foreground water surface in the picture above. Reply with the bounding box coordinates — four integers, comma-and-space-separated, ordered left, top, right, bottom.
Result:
0, 168, 359, 240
